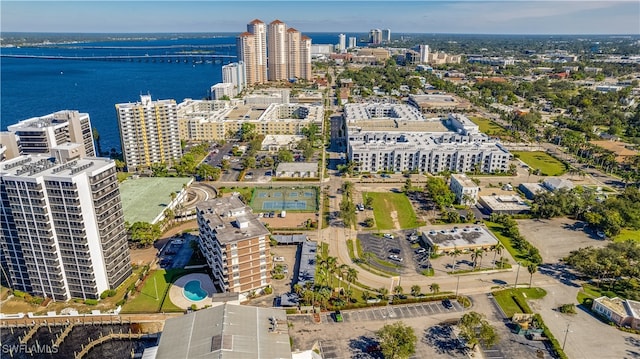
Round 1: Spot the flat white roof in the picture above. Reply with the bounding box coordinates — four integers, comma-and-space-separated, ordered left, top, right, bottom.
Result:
421, 225, 498, 250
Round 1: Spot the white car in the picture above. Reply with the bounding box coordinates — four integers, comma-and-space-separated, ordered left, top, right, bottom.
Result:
388, 254, 403, 262
383, 233, 394, 239
273, 256, 285, 262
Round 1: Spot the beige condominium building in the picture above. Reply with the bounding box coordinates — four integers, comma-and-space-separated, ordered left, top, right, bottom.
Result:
197, 195, 272, 294
238, 19, 267, 85
268, 20, 288, 81
0, 155, 131, 301
116, 94, 182, 172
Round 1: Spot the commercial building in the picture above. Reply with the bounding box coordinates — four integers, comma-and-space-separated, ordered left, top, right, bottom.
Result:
261, 135, 305, 152
421, 225, 499, 254
468, 56, 515, 67
116, 95, 182, 172
153, 303, 292, 359
518, 182, 546, 200
479, 194, 531, 214
0, 155, 131, 301
5, 110, 96, 159
344, 103, 511, 174
542, 178, 574, 192
450, 174, 479, 205
222, 61, 247, 94
275, 162, 318, 178
197, 195, 272, 294
593, 297, 640, 330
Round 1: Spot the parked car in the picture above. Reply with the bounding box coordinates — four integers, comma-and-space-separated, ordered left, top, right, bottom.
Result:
334, 310, 343, 322
388, 254, 403, 262
273, 256, 285, 262
389, 248, 401, 254
383, 233, 394, 239
442, 299, 453, 309
415, 248, 427, 254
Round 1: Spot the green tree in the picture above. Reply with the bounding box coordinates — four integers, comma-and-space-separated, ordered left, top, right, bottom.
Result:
458, 311, 499, 350
376, 322, 417, 359
196, 163, 220, 181
425, 177, 456, 209
411, 285, 421, 297
240, 123, 257, 142
221, 159, 231, 172
277, 148, 294, 162
128, 222, 161, 247
242, 156, 257, 170
527, 263, 538, 288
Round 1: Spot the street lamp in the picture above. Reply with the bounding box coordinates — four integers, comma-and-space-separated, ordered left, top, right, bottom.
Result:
455, 275, 460, 297
562, 323, 571, 350
514, 262, 521, 289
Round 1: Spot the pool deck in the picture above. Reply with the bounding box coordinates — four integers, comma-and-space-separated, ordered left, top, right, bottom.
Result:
169, 273, 217, 309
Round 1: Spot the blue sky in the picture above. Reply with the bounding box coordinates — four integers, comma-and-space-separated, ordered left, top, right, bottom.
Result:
2, 1, 639, 34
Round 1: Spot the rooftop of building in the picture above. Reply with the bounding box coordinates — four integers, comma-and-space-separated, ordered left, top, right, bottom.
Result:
261, 135, 306, 147
420, 225, 499, 250
197, 196, 270, 243
116, 95, 176, 108
480, 195, 531, 211
596, 296, 628, 318
626, 299, 640, 319
155, 303, 291, 359
451, 174, 478, 188
0, 155, 112, 179
119, 176, 193, 224
297, 241, 317, 287
7, 110, 87, 131
276, 162, 318, 172
542, 178, 575, 191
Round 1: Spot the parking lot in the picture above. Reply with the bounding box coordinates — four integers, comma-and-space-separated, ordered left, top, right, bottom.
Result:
289, 301, 464, 359
357, 230, 432, 275
158, 234, 197, 269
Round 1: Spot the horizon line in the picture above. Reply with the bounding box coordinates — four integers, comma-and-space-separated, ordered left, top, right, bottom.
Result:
3, 31, 639, 36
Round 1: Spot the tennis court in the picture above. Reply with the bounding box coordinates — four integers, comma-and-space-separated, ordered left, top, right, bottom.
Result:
250, 187, 318, 212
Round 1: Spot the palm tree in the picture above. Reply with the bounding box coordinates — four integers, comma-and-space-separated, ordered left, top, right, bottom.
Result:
527, 263, 538, 288
293, 283, 303, 297
393, 285, 404, 299
345, 267, 358, 292
492, 243, 504, 269
378, 287, 389, 300
429, 283, 440, 295
449, 247, 462, 271
411, 285, 421, 298
471, 248, 484, 270
326, 257, 338, 287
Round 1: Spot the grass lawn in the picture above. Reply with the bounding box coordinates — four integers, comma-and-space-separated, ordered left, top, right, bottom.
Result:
493, 288, 547, 318
485, 222, 526, 264
218, 186, 255, 202
363, 192, 423, 230
121, 270, 170, 313
512, 151, 568, 176
614, 228, 640, 242
469, 117, 509, 137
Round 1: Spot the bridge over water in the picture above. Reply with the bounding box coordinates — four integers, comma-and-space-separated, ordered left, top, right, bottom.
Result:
0, 53, 237, 64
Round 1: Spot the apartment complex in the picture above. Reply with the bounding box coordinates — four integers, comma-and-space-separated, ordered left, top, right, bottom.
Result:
197, 195, 271, 294
3, 110, 96, 160
237, 19, 311, 85
177, 99, 323, 142
0, 155, 131, 301
344, 103, 511, 173
116, 95, 182, 172
369, 29, 382, 44
450, 173, 480, 205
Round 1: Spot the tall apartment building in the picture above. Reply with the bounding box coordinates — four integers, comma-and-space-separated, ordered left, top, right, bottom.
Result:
369, 29, 382, 45
116, 95, 182, 172
382, 29, 391, 43
300, 36, 312, 80
197, 196, 271, 294
268, 20, 288, 81
286, 28, 301, 79
5, 110, 96, 159
237, 19, 312, 84
338, 33, 346, 52
348, 36, 357, 49
238, 20, 267, 86
222, 61, 247, 94
0, 155, 131, 301
419, 44, 430, 64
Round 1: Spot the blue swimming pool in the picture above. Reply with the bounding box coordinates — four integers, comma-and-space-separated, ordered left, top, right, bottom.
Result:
183, 280, 207, 301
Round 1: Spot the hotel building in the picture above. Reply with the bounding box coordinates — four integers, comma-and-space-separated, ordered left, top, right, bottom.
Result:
344, 103, 511, 173
0, 155, 131, 301
197, 196, 271, 294
116, 95, 182, 172
5, 110, 96, 159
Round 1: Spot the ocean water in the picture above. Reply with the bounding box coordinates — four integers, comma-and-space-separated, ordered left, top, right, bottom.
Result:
1, 33, 351, 152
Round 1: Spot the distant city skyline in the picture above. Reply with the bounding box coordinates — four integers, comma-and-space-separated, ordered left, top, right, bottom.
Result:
2, 1, 639, 35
